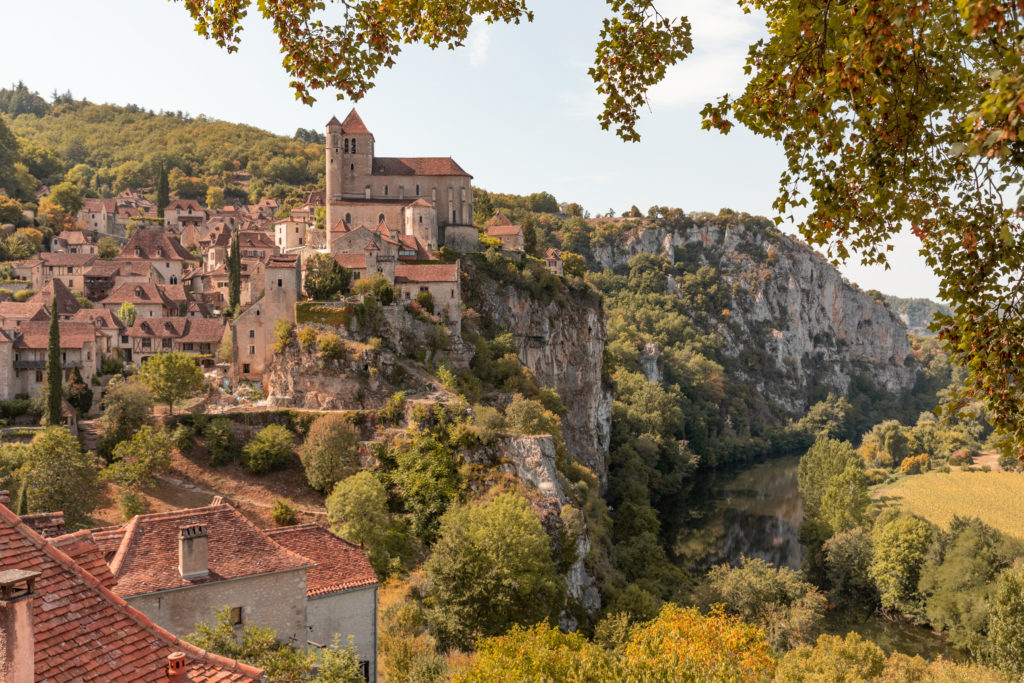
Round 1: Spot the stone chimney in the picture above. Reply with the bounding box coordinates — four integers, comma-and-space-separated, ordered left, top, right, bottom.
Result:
0, 568, 41, 683
166, 652, 188, 682
178, 524, 209, 579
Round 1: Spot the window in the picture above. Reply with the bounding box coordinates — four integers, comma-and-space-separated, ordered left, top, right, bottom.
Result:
352, 140, 356, 153
277, 279, 283, 288
453, 210, 457, 223
249, 329, 255, 338
345, 213, 352, 225
378, 213, 385, 224
359, 661, 370, 681
229, 607, 243, 625
344, 138, 349, 153
384, 185, 388, 196
350, 163, 354, 171
415, 184, 420, 195
35, 370, 43, 382
249, 345, 255, 355
242, 363, 250, 374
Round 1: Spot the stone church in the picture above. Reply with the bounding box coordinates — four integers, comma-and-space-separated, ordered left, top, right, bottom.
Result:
324, 110, 475, 252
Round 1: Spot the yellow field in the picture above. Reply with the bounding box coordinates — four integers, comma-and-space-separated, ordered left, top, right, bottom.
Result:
876, 471, 1024, 539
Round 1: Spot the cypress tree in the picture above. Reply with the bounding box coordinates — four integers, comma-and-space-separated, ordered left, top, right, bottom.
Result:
156, 165, 169, 218
227, 231, 241, 313
45, 295, 63, 426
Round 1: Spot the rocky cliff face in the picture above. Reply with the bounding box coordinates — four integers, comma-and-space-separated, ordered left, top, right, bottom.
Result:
594, 219, 916, 413
463, 260, 613, 484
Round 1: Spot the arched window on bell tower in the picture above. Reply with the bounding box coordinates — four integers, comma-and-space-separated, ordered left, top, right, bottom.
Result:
344, 139, 349, 153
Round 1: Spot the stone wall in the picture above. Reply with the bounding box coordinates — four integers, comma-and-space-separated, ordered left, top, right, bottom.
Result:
306, 586, 377, 681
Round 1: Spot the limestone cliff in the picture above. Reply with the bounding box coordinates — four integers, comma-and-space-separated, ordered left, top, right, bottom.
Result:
593, 218, 917, 413
462, 258, 613, 483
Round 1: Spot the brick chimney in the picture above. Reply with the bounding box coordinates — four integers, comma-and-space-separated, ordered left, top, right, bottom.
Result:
166, 651, 188, 682
178, 524, 209, 579
0, 568, 41, 683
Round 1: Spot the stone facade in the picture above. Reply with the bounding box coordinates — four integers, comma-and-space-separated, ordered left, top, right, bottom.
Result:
232, 256, 300, 383
306, 586, 376, 679
126, 569, 308, 645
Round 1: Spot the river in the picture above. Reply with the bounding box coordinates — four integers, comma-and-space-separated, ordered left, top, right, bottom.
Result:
671, 455, 964, 660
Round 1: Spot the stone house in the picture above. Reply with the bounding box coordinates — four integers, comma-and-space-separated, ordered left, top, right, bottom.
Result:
124, 316, 225, 365
28, 278, 84, 320
55, 502, 378, 680
78, 197, 117, 234
393, 263, 462, 330
6, 258, 40, 290
485, 213, 525, 252
275, 217, 309, 251
544, 248, 564, 276
0, 320, 103, 400
266, 524, 379, 681
0, 502, 264, 682
163, 198, 208, 237
118, 227, 199, 285
38, 251, 97, 292
50, 229, 99, 255
231, 255, 300, 383
100, 282, 180, 318
83, 259, 155, 301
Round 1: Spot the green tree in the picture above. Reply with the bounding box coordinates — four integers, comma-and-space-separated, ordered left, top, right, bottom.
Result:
352, 272, 393, 305
64, 365, 92, 415
48, 181, 83, 215
21, 426, 100, 529
104, 425, 172, 519
870, 512, 934, 620
97, 236, 119, 259
987, 566, 1024, 677
304, 252, 351, 300
775, 632, 886, 682
327, 470, 414, 577
97, 377, 154, 461
156, 165, 169, 217
424, 493, 565, 651
44, 297, 62, 426
823, 527, 877, 612
227, 232, 241, 312
241, 424, 295, 475
819, 466, 870, 535
205, 185, 225, 210
138, 351, 205, 414
692, 556, 826, 651
0, 196, 22, 224
389, 432, 463, 543
297, 413, 360, 492
118, 301, 137, 327
798, 436, 861, 516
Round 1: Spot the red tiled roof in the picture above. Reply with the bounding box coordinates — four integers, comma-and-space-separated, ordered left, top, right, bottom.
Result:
20, 511, 66, 538
394, 263, 459, 284
0, 503, 263, 682
101, 282, 175, 308
545, 248, 562, 260
50, 530, 118, 589
159, 283, 188, 304
39, 251, 97, 268
57, 230, 92, 245
340, 109, 372, 136
119, 227, 196, 262
166, 199, 205, 213
13, 321, 101, 350
264, 525, 378, 597
85, 259, 152, 279
335, 253, 368, 270
108, 504, 314, 597
0, 301, 48, 322
373, 157, 470, 177
178, 318, 227, 344
490, 211, 514, 227
487, 224, 523, 237
29, 279, 83, 315
408, 198, 434, 208
71, 307, 126, 330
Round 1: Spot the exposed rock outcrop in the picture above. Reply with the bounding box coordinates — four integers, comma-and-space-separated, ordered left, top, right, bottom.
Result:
463, 260, 613, 484
594, 219, 917, 413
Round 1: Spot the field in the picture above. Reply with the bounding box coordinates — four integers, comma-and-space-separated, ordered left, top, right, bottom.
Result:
876, 470, 1024, 539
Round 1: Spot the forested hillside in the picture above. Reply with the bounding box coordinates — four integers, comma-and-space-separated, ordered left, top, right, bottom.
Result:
881, 294, 950, 336
0, 82, 321, 209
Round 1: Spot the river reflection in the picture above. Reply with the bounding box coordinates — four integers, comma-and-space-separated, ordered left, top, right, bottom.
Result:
670, 455, 964, 660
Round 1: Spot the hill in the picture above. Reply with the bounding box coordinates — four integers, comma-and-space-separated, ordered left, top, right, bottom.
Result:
0, 81, 321, 209
881, 294, 950, 336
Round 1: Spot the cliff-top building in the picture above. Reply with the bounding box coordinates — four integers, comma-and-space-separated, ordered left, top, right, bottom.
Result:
324, 110, 474, 252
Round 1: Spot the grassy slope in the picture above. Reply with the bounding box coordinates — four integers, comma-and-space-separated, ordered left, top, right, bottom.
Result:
876, 470, 1024, 539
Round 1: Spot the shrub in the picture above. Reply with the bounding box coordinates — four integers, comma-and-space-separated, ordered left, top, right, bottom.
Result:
118, 490, 147, 520
415, 290, 434, 314
171, 424, 195, 452
379, 391, 406, 426
950, 448, 978, 466
999, 454, 1020, 471
272, 319, 293, 353
473, 405, 504, 443
900, 453, 930, 475
0, 399, 32, 420
203, 417, 237, 466
298, 413, 361, 492
317, 331, 344, 360
296, 326, 317, 352
353, 273, 394, 305
241, 425, 295, 475
100, 355, 124, 375
272, 499, 298, 526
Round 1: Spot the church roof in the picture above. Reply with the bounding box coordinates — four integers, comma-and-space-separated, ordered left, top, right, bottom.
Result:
340, 109, 372, 136
372, 157, 471, 177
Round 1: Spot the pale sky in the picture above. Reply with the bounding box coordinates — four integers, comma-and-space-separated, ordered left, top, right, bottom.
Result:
0, 0, 940, 299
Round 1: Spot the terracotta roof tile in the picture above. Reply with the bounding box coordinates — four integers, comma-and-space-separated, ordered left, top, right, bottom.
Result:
0, 503, 263, 682
13, 321, 101, 350
101, 282, 176, 308
0, 301, 48, 322
39, 252, 97, 268
119, 228, 196, 262
340, 109, 372, 136
394, 263, 459, 284
335, 253, 368, 270
28, 279, 83, 315
265, 525, 378, 596
372, 157, 470, 177
108, 504, 314, 597
71, 308, 126, 330
486, 224, 523, 238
